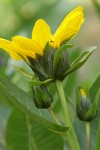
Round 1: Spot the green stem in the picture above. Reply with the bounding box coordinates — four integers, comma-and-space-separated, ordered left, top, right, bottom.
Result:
55, 80, 80, 150
48, 107, 61, 125
86, 122, 91, 150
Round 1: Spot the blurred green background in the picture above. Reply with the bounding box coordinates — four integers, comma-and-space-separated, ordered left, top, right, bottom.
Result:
0, 0, 100, 149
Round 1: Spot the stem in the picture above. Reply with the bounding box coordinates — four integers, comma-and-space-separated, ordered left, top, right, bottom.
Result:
86, 122, 91, 150
55, 80, 80, 150
48, 107, 61, 125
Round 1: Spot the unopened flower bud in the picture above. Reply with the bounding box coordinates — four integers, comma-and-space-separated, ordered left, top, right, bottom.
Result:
76, 86, 99, 122
32, 85, 53, 109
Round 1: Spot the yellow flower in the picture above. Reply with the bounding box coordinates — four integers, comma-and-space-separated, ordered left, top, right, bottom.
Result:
0, 6, 84, 60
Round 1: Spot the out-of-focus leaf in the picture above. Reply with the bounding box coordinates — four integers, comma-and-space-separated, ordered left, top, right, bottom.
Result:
89, 74, 100, 100
6, 108, 64, 150
0, 105, 11, 150
12, 65, 33, 79
92, 0, 100, 16
0, 86, 13, 107
0, 75, 68, 134
95, 120, 100, 150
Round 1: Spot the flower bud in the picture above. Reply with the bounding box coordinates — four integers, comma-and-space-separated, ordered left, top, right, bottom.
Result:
32, 85, 53, 109
76, 86, 98, 122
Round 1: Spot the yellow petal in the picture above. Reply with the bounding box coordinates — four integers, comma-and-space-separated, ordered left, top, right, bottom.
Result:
51, 6, 84, 48
80, 89, 87, 99
12, 36, 42, 57
0, 38, 22, 60
32, 19, 51, 49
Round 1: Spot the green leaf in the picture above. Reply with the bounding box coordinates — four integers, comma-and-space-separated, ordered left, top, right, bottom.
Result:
0, 105, 10, 150
6, 108, 64, 150
89, 74, 100, 100
64, 46, 96, 77
0, 75, 68, 134
89, 75, 100, 150
71, 46, 96, 66
12, 65, 33, 79
92, 0, 100, 16
95, 124, 100, 150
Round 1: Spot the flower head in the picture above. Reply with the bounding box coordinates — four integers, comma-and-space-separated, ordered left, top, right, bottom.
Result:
0, 6, 84, 60
0, 6, 85, 81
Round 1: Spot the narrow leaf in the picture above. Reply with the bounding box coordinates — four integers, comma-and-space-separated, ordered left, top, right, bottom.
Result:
64, 46, 96, 77
12, 65, 33, 79
89, 74, 100, 100
71, 46, 97, 66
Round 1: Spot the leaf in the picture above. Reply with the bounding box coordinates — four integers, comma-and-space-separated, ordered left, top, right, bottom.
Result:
92, 0, 100, 16
12, 65, 33, 79
71, 46, 96, 66
0, 85, 13, 106
89, 75, 100, 150
0, 105, 10, 150
89, 74, 100, 100
0, 75, 68, 134
64, 46, 96, 77
95, 124, 100, 150
6, 108, 64, 150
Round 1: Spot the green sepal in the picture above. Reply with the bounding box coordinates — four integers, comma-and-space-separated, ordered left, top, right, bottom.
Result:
64, 46, 97, 77
86, 88, 100, 121
28, 56, 48, 81
43, 42, 55, 78
53, 44, 70, 80
11, 65, 33, 79
85, 103, 97, 122
32, 85, 53, 109
53, 44, 72, 70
